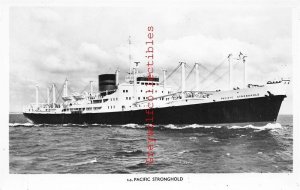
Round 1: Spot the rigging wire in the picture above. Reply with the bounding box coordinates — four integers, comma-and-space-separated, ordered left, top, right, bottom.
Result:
37, 92, 47, 104
40, 89, 47, 103
198, 63, 221, 78
195, 60, 241, 90
199, 58, 227, 84
55, 84, 64, 104
185, 64, 195, 81
49, 87, 53, 103
176, 64, 196, 91
202, 70, 229, 90
174, 59, 227, 91
35, 85, 48, 103
80, 83, 90, 94
160, 63, 181, 84
67, 84, 76, 94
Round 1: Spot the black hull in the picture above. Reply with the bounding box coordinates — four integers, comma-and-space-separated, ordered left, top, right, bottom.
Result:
23, 95, 286, 125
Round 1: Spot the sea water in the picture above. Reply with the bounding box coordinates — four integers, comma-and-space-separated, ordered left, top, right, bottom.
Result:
9, 114, 293, 173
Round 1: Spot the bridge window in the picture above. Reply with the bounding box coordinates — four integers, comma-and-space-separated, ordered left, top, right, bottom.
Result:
93, 99, 102, 104
137, 77, 159, 82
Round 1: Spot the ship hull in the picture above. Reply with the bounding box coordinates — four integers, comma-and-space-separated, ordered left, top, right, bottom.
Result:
23, 95, 286, 125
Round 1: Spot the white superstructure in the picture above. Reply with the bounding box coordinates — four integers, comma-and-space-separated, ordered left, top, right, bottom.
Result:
23, 54, 290, 115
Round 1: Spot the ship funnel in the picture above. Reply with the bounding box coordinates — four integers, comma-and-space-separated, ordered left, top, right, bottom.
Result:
98, 74, 117, 96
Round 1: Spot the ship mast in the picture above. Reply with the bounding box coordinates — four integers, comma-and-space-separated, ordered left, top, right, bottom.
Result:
180, 62, 186, 99
163, 69, 167, 89
47, 87, 50, 105
35, 84, 39, 106
228, 54, 233, 90
243, 54, 247, 88
133, 62, 139, 103
133, 67, 137, 103
64, 79, 68, 97
195, 63, 199, 91
90, 81, 93, 94
52, 83, 56, 107
128, 36, 132, 80
115, 68, 120, 86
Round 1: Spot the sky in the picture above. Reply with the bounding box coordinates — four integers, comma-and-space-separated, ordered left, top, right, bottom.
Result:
9, 5, 293, 113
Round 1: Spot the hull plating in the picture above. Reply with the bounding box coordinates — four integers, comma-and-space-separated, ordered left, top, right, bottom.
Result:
23, 95, 286, 125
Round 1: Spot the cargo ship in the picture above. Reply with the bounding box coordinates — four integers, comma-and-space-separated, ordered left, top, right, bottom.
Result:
23, 53, 290, 125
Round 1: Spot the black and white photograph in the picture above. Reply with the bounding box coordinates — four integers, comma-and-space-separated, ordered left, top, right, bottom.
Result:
1, 0, 300, 189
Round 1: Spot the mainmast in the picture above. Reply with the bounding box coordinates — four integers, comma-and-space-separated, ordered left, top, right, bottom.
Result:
237, 52, 248, 88
63, 79, 68, 97
128, 36, 132, 78
115, 68, 120, 86
52, 83, 56, 107
133, 62, 139, 103
195, 63, 199, 91
242, 54, 247, 88
133, 67, 137, 103
35, 84, 39, 106
163, 69, 167, 89
228, 54, 233, 90
90, 81, 93, 94
180, 62, 186, 99
47, 87, 50, 105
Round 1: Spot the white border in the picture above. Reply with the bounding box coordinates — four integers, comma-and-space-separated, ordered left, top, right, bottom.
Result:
1, 1, 300, 190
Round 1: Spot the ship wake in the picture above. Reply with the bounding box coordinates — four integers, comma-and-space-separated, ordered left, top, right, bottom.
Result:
9, 122, 283, 132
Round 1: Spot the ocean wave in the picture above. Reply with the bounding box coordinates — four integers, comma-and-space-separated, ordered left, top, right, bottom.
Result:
114, 149, 144, 157
9, 123, 60, 127
163, 124, 223, 130
126, 162, 171, 170
62, 158, 97, 167
126, 162, 147, 170
9, 123, 34, 127
228, 123, 282, 130
121, 124, 144, 129
9, 122, 282, 131
161, 123, 282, 131
108, 137, 145, 142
